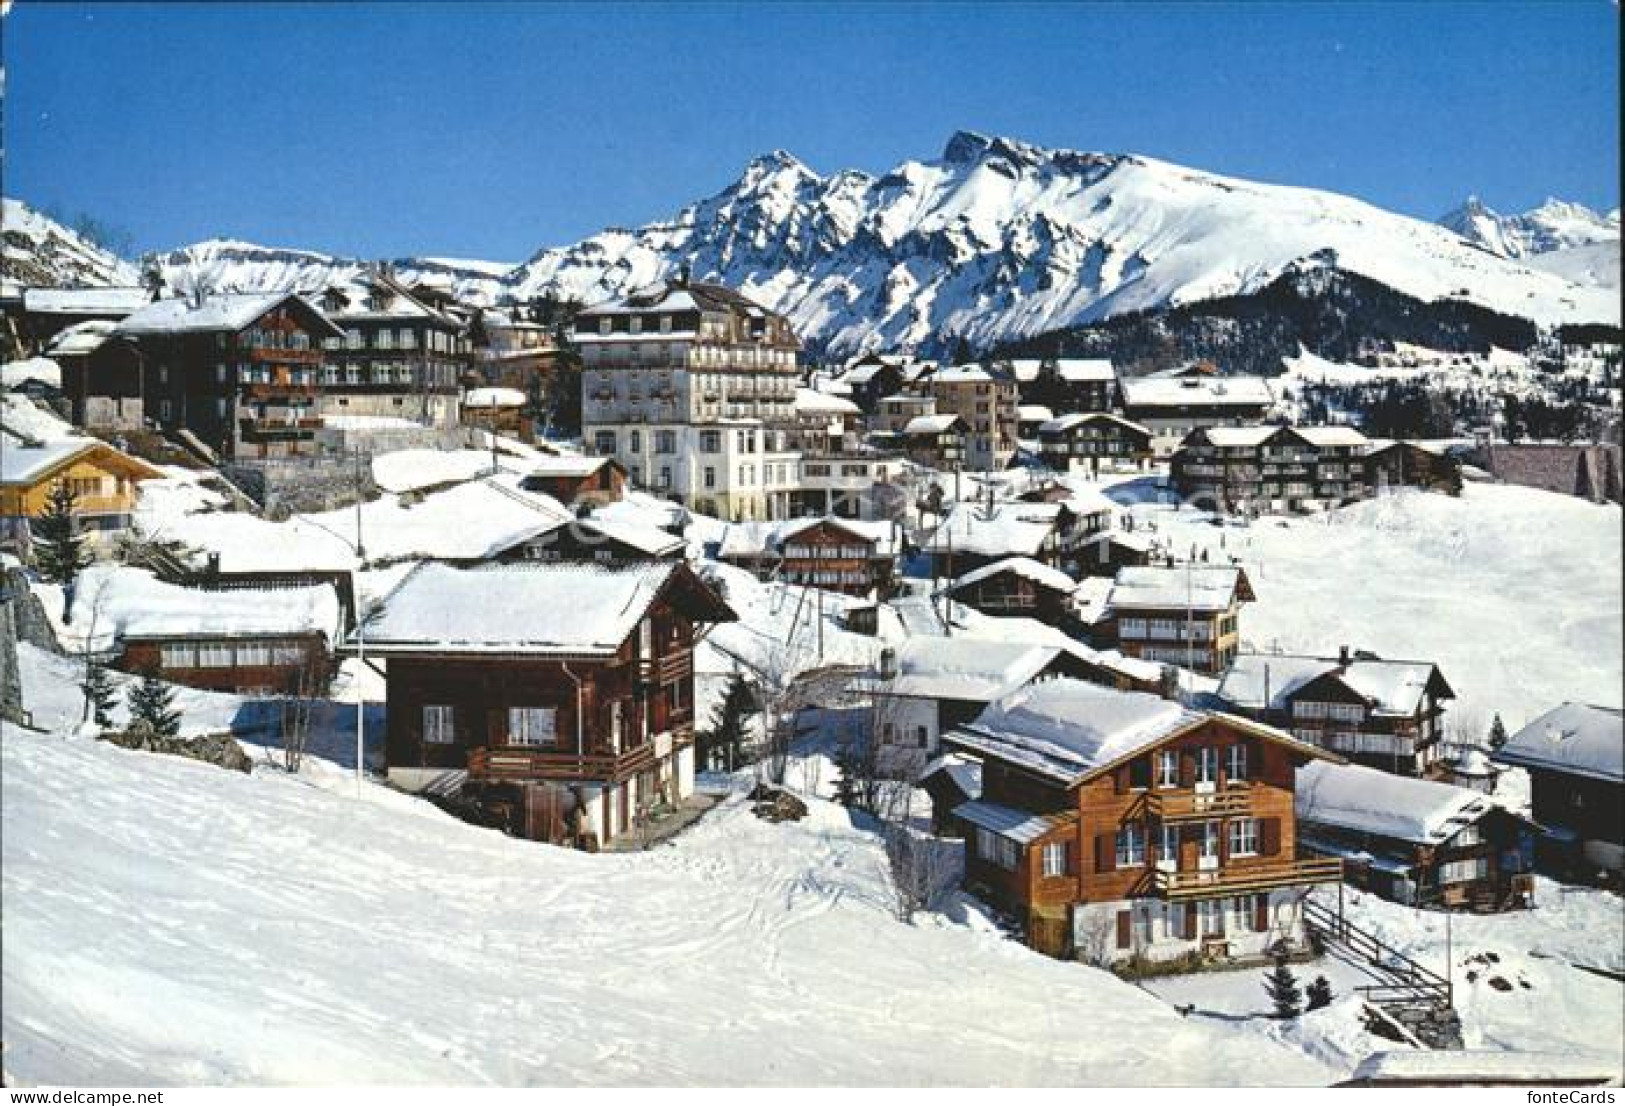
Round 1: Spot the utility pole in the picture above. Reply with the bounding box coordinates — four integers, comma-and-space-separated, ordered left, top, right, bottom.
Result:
353, 448, 367, 798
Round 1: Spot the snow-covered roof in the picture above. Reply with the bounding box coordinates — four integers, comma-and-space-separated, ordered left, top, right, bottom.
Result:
1107, 565, 1252, 613
571, 515, 686, 558
464, 386, 527, 408
356, 561, 729, 656
946, 679, 1207, 785
923, 504, 1060, 558
902, 413, 962, 435
1040, 412, 1151, 437
22, 287, 151, 316
947, 556, 1076, 596
1348, 1050, 1622, 1086
1008, 358, 1118, 384
919, 754, 982, 799
115, 292, 340, 336
1495, 702, 1623, 783
1121, 375, 1274, 409
1296, 760, 1497, 845
794, 387, 861, 416
884, 638, 1068, 703
2, 357, 62, 391
720, 516, 900, 560
522, 455, 620, 480
930, 364, 1000, 385
0, 439, 96, 484
1364, 438, 1449, 457
42, 320, 118, 357
1, 394, 80, 443
1218, 653, 1452, 717
953, 799, 1070, 844
1017, 405, 1053, 423
69, 565, 343, 648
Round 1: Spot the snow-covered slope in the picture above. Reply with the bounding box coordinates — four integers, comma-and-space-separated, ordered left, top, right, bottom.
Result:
143, 133, 1617, 355
1522, 239, 1621, 291
1, 721, 1339, 1085
1, 198, 141, 290
149, 239, 513, 303
1439, 196, 1619, 260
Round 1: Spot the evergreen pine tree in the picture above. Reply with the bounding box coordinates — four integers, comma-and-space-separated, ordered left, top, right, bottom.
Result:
81, 660, 119, 727
126, 671, 181, 738
700, 673, 754, 772
1305, 975, 1334, 1012
1487, 713, 1509, 750
1263, 957, 1304, 1019
33, 480, 90, 587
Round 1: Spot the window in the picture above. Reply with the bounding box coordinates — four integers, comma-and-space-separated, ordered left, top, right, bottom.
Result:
977, 829, 1019, 870
272, 644, 304, 666
594, 431, 616, 455
1196, 747, 1219, 786
630, 431, 642, 453
1159, 823, 1180, 865
1163, 903, 1186, 940
423, 705, 455, 745
159, 643, 196, 668
1198, 898, 1225, 937
703, 467, 716, 489
658, 466, 672, 489
700, 430, 722, 453
1439, 856, 1488, 884
507, 707, 557, 747
1156, 749, 1179, 788
656, 430, 676, 453
1228, 819, 1259, 857
913, 726, 928, 749
1226, 743, 1248, 783
598, 317, 612, 335
236, 642, 272, 667
1116, 822, 1145, 867
610, 700, 625, 753
1200, 821, 1221, 863
1041, 842, 1069, 878
197, 642, 233, 668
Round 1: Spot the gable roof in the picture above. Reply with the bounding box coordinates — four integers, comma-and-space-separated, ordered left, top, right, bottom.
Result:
946, 556, 1077, 597
883, 637, 1070, 703
354, 560, 733, 657
1495, 702, 1623, 783
0, 436, 162, 488
1296, 760, 1500, 845
1040, 412, 1151, 438
114, 292, 343, 338
903, 413, 963, 435
1121, 374, 1275, 410
22, 287, 151, 317
1218, 653, 1454, 717
68, 565, 342, 647
923, 503, 1061, 559
521, 455, 623, 481
945, 679, 1336, 787
1107, 564, 1254, 613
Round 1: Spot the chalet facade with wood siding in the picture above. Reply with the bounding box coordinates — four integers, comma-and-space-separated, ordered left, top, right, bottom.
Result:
1, 437, 161, 553
943, 679, 1341, 963
1493, 702, 1623, 876
352, 561, 734, 848
1107, 565, 1254, 675
1364, 440, 1463, 496
1171, 425, 1371, 514
114, 292, 344, 459
518, 456, 628, 507
316, 275, 467, 430
1038, 413, 1153, 474
1217, 650, 1455, 776
717, 516, 902, 597
1295, 761, 1534, 912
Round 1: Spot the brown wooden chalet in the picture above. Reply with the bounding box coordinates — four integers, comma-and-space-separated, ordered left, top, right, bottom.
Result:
495, 514, 685, 564
1364, 440, 1464, 496
717, 516, 902, 597
1295, 761, 1534, 912
351, 560, 735, 848
1494, 702, 1622, 877
41, 322, 146, 430
113, 291, 344, 459
518, 455, 627, 507
942, 679, 1342, 963
1216, 649, 1455, 777
1106, 564, 1255, 675
1038, 412, 1153, 474
943, 556, 1078, 627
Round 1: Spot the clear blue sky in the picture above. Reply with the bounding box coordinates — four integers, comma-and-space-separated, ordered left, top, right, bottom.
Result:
4, 1, 1618, 261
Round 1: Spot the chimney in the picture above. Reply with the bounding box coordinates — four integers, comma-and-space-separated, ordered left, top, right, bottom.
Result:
1338, 644, 1351, 666
878, 646, 897, 681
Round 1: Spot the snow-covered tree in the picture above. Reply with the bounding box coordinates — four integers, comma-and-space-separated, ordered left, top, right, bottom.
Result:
1263, 957, 1304, 1019
81, 661, 118, 727
1487, 713, 1509, 750
33, 480, 90, 589
699, 672, 754, 772
126, 671, 181, 739
1305, 974, 1334, 1012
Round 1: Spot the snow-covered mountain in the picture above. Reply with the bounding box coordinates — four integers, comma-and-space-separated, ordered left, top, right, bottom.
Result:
12, 133, 1620, 356
504, 132, 1618, 354
1, 198, 141, 290
1438, 196, 1620, 259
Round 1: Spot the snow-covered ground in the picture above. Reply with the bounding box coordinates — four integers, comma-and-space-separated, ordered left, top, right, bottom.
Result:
1100, 479, 1622, 730
4, 720, 1339, 1086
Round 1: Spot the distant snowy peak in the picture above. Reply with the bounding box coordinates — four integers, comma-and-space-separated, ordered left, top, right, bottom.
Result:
150, 238, 511, 302
512, 131, 1619, 353
1439, 195, 1620, 259
1, 197, 141, 290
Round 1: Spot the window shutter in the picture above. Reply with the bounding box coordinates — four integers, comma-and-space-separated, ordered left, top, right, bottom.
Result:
487, 707, 508, 746
1253, 893, 1269, 933
1213, 904, 1226, 937
1180, 752, 1195, 788
1182, 905, 1197, 941
1064, 840, 1075, 876
1096, 833, 1116, 873
1246, 738, 1262, 781
1261, 817, 1282, 857
1114, 765, 1130, 794
1116, 910, 1132, 950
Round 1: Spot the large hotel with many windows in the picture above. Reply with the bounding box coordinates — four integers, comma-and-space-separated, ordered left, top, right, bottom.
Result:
575, 279, 802, 520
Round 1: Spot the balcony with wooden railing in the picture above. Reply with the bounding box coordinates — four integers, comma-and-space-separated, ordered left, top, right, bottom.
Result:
1152, 858, 1342, 901
467, 724, 692, 784
1145, 785, 1254, 823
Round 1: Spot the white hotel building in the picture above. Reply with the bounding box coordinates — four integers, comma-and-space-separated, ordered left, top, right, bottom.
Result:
576, 280, 802, 521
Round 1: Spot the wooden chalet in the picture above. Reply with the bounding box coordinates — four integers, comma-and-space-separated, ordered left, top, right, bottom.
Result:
518, 455, 628, 507
1106, 564, 1255, 675
838, 354, 908, 414
943, 679, 1342, 963
897, 413, 967, 469
1009, 357, 1120, 415
1364, 440, 1464, 496
497, 514, 685, 564
18, 288, 151, 350
0, 435, 161, 553
461, 386, 531, 442
943, 557, 1078, 627
67, 566, 342, 696
1038, 413, 1153, 474
351, 561, 735, 848
114, 291, 344, 459
1494, 702, 1623, 877
1296, 761, 1534, 911
717, 516, 902, 597
1216, 649, 1455, 776
1171, 425, 1372, 515
42, 321, 145, 430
